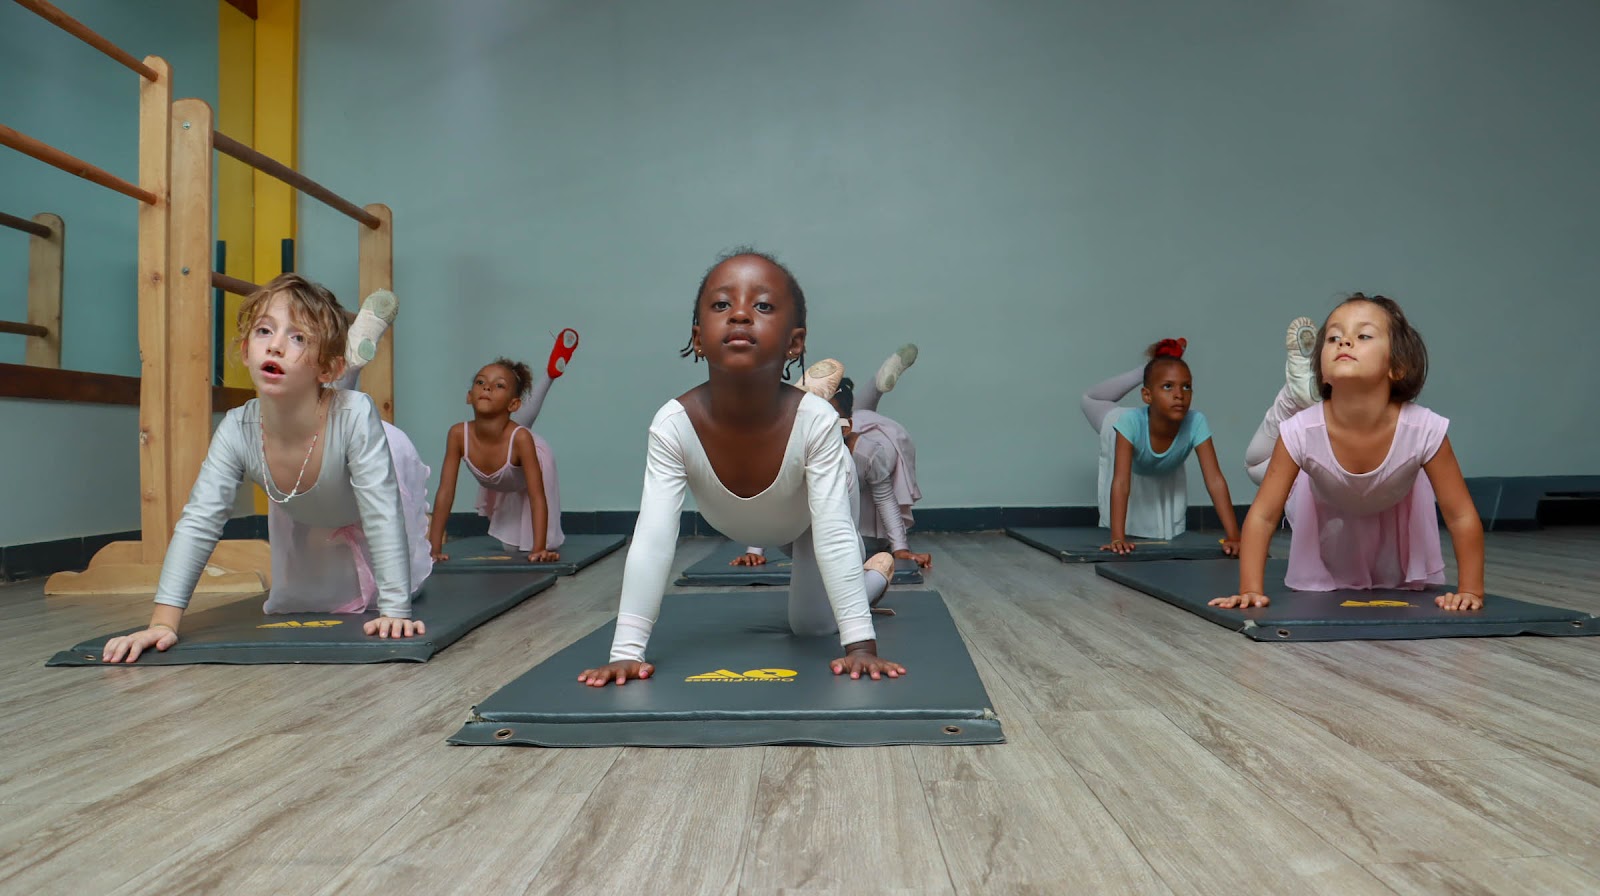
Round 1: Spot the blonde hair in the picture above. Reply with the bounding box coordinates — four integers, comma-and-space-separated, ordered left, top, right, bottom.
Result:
235, 273, 349, 373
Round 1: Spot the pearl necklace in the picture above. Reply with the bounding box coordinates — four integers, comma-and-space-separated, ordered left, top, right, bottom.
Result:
260, 392, 327, 504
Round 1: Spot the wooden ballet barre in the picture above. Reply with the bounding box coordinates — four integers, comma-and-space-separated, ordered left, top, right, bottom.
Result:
11, 0, 159, 81
0, 210, 53, 238
0, 320, 50, 338
211, 271, 260, 297
211, 130, 381, 229
0, 123, 157, 205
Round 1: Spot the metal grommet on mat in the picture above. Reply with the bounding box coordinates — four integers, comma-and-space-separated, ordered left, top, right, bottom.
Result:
1276, 629, 1292, 639
942, 726, 962, 736
494, 728, 514, 741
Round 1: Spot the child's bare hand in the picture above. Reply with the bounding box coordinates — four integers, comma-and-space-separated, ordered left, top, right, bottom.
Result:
1209, 592, 1270, 609
830, 651, 907, 681
364, 616, 426, 638
430, 547, 449, 562
1436, 591, 1482, 611
1219, 539, 1241, 557
730, 552, 767, 567
1100, 539, 1136, 555
527, 549, 560, 563
102, 626, 178, 663
578, 661, 654, 686
894, 549, 933, 569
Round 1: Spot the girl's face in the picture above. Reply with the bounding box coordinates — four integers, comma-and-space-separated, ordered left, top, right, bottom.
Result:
1140, 359, 1192, 424
243, 293, 337, 397
690, 255, 805, 375
467, 364, 522, 417
1320, 300, 1393, 391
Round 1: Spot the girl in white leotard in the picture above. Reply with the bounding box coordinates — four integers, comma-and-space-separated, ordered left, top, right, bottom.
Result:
578, 249, 904, 687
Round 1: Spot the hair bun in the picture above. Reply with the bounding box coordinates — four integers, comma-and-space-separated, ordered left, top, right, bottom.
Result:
1151, 337, 1187, 359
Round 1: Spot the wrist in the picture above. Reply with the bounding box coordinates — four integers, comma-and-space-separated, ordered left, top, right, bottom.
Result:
843, 639, 877, 656
149, 622, 176, 633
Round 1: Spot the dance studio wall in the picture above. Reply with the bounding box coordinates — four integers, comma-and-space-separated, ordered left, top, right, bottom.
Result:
0, 0, 218, 544
298, 0, 1600, 513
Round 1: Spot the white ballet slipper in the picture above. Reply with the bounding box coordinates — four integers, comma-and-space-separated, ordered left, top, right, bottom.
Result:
1285, 316, 1319, 407
346, 289, 398, 370
874, 343, 919, 394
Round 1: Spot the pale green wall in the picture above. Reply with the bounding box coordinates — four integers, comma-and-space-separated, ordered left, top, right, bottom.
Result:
297, 0, 1599, 515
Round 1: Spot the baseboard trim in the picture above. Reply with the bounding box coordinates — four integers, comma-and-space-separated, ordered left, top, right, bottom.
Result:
7, 485, 1593, 581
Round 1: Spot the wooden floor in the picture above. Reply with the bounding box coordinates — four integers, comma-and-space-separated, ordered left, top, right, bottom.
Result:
2, 529, 1599, 895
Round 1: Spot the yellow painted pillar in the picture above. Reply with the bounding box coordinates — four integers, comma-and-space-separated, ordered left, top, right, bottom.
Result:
217, 0, 255, 389
253, 0, 298, 283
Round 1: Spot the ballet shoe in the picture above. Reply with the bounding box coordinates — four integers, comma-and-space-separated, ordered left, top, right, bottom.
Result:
863, 551, 895, 606
874, 343, 919, 394
548, 328, 579, 379
1285, 316, 1320, 407
346, 289, 398, 369
795, 358, 844, 403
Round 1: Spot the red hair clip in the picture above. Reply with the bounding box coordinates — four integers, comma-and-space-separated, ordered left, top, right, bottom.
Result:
1152, 337, 1187, 359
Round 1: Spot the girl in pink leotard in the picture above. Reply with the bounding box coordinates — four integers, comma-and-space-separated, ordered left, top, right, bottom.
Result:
427, 334, 577, 563
1214, 294, 1485, 612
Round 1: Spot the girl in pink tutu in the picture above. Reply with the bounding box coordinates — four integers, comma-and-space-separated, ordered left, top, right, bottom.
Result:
103, 274, 433, 662
1213, 294, 1485, 611
427, 336, 576, 564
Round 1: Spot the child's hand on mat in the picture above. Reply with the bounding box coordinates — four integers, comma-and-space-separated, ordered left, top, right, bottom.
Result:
364, 616, 426, 638
527, 549, 560, 563
1219, 538, 1241, 557
430, 547, 449, 562
102, 626, 178, 663
830, 645, 906, 681
1100, 539, 1136, 555
894, 549, 933, 569
1209, 592, 1270, 609
1436, 591, 1483, 611
578, 661, 654, 686
730, 552, 768, 567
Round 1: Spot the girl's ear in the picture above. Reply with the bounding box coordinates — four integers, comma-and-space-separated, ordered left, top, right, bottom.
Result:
508, 396, 523, 414
788, 326, 807, 359
320, 356, 347, 385
1139, 385, 1153, 406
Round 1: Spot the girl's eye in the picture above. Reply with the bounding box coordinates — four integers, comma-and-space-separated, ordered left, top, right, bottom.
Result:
755, 301, 775, 312
1183, 384, 1193, 391
290, 333, 307, 346
255, 326, 271, 336
1358, 334, 1372, 340
711, 300, 730, 311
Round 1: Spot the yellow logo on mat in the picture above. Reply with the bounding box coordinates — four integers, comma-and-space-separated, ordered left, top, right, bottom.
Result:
256, 620, 344, 629
1340, 600, 1413, 608
685, 668, 798, 682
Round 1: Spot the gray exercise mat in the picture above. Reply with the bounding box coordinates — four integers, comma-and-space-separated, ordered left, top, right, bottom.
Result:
46, 570, 557, 665
1096, 559, 1600, 641
449, 590, 1003, 747
433, 533, 626, 575
674, 540, 923, 586
1007, 526, 1235, 562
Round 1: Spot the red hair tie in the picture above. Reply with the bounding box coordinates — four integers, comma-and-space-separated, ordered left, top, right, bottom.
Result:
1153, 337, 1187, 359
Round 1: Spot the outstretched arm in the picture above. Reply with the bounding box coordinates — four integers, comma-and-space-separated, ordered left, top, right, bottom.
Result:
1424, 437, 1485, 611
512, 428, 558, 562
581, 415, 689, 685
1210, 438, 1299, 609
1102, 433, 1136, 554
106, 414, 247, 662
1194, 439, 1242, 554
428, 426, 464, 561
